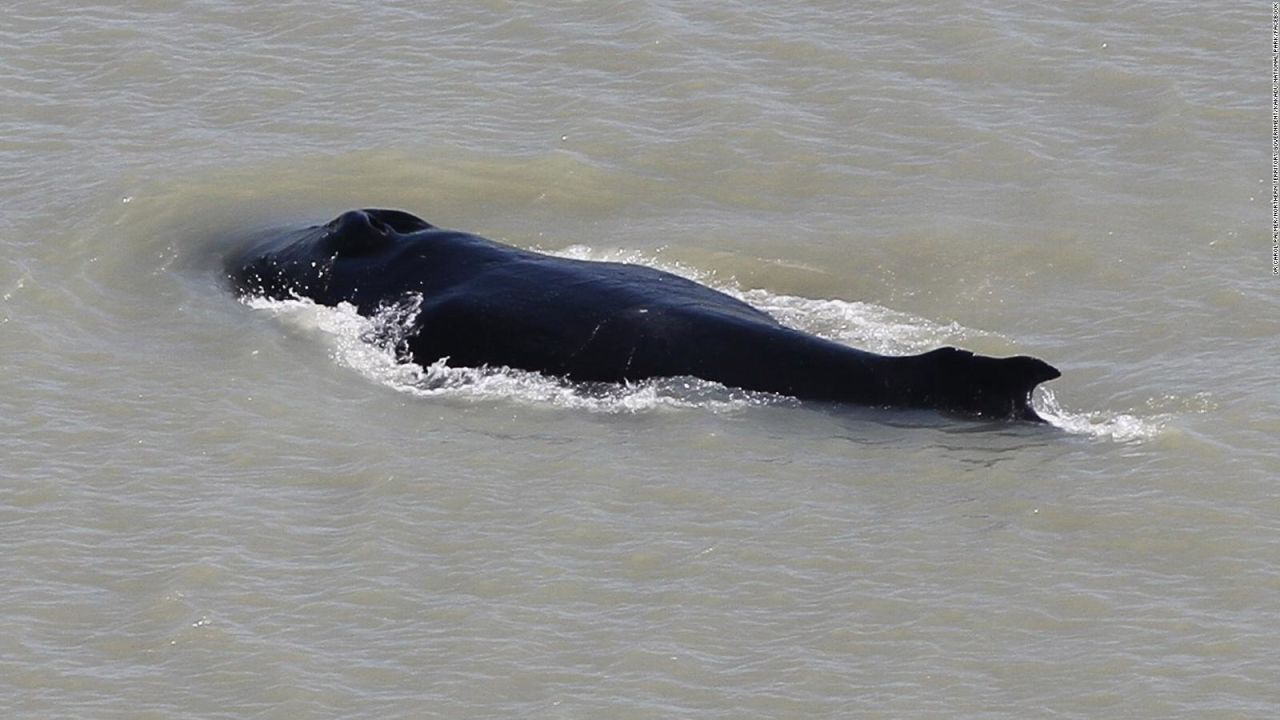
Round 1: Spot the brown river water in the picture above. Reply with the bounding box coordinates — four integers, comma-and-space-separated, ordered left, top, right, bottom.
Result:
1, 1, 1273, 717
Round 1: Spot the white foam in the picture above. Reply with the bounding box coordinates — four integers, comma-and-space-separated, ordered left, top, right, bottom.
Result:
734, 289, 984, 355
552, 245, 982, 354
243, 295, 775, 414
1033, 388, 1170, 442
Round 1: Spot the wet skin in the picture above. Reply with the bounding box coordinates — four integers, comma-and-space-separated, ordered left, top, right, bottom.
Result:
227, 209, 1060, 420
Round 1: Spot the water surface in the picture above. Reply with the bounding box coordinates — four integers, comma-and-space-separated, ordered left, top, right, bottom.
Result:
1, 2, 1273, 718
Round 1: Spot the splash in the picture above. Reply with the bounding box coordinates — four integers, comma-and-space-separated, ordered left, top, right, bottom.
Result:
244, 247, 1163, 435
734, 290, 986, 356
552, 245, 987, 354
1033, 388, 1170, 442
243, 295, 776, 414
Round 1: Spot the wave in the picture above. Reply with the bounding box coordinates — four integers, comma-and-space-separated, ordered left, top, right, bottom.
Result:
1033, 388, 1173, 442
244, 296, 779, 414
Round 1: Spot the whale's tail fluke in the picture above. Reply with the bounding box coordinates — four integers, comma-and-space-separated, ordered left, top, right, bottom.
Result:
915, 347, 1061, 422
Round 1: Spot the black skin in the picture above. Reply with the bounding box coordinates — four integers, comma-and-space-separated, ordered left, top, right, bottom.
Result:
226, 209, 1061, 421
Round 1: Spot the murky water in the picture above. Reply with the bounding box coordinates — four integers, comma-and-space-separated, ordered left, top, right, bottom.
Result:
1, 1, 1274, 717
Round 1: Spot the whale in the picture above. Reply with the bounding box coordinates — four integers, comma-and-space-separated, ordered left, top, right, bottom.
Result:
226, 209, 1060, 420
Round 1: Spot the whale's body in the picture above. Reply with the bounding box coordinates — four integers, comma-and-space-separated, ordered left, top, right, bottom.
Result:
227, 209, 1060, 420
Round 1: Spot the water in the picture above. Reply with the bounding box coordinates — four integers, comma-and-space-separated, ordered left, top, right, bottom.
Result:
1, 1, 1273, 717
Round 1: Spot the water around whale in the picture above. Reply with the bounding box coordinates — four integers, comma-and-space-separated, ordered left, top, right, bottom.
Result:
227, 209, 1060, 420
2, 2, 1270, 717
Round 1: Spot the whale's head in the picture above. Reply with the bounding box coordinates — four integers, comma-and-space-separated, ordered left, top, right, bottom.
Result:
225, 209, 435, 306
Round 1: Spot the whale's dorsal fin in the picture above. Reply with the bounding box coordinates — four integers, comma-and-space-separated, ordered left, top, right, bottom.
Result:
918, 347, 1060, 421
